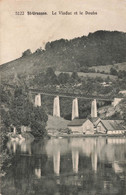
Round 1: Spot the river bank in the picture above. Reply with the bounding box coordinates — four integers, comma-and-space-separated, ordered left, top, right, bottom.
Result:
50, 133, 126, 138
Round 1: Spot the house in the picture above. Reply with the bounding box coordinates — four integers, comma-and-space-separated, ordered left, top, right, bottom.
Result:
119, 90, 126, 97
101, 82, 112, 87
67, 119, 94, 134
96, 120, 125, 134
21, 126, 31, 133
90, 117, 101, 133
91, 117, 101, 127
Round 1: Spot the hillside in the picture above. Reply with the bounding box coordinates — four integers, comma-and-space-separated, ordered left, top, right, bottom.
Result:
89, 62, 126, 74
98, 99, 126, 124
1, 30, 126, 81
55, 71, 117, 80
46, 115, 70, 130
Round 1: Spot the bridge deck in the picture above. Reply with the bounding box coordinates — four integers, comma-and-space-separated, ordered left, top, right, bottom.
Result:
29, 89, 113, 101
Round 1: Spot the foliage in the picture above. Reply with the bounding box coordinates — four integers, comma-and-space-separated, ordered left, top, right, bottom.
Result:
118, 70, 126, 79
22, 49, 32, 57
58, 73, 70, 84
8, 86, 32, 130
110, 68, 118, 75
43, 31, 126, 71
34, 47, 43, 54
45, 67, 59, 84
1, 84, 48, 138
30, 106, 48, 138
32, 67, 58, 86
0, 125, 12, 176
1, 109, 11, 128
1, 31, 126, 81
58, 128, 72, 134
33, 67, 82, 87
31, 69, 125, 120
0, 84, 12, 105
71, 72, 80, 81
119, 99, 126, 125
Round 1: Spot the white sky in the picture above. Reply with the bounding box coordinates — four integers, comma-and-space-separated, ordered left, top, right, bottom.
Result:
0, 0, 126, 65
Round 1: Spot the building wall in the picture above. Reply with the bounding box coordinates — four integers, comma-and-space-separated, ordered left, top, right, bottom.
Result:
82, 120, 94, 134
68, 120, 94, 134
68, 126, 83, 134
107, 130, 125, 134
96, 122, 125, 134
96, 122, 106, 134
93, 118, 101, 127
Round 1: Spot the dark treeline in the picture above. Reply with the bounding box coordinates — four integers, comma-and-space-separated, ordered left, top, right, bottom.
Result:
0, 84, 48, 138
42, 31, 126, 71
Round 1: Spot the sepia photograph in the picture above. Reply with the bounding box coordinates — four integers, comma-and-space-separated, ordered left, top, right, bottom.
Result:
0, 0, 126, 194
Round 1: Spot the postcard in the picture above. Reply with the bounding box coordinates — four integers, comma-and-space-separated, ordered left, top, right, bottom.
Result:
0, 0, 126, 195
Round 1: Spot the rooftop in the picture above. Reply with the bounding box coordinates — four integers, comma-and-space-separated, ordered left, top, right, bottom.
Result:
119, 90, 126, 94
90, 117, 100, 123
100, 120, 125, 131
68, 118, 89, 126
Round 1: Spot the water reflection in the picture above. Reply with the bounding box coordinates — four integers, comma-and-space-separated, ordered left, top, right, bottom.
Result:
91, 146, 97, 173
72, 150, 79, 173
2, 137, 126, 195
7, 140, 32, 155
35, 158, 42, 179
53, 149, 60, 176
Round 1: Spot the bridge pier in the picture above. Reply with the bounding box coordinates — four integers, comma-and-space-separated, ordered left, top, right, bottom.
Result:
53, 96, 60, 117
72, 98, 79, 120
35, 93, 41, 107
91, 99, 97, 118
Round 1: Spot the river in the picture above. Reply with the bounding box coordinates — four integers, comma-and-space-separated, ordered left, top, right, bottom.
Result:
1, 137, 126, 195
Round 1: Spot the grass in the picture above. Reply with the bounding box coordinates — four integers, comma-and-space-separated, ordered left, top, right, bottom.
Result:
55, 71, 117, 80
46, 115, 70, 130
89, 62, 126, 73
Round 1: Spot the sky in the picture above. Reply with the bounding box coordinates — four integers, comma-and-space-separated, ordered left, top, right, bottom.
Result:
0, 0, 126, 65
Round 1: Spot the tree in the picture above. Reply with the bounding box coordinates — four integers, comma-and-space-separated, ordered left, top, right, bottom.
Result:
58, 73, 70, 84
71, 72, 80, 83
71, 72, 79, 80
45, 67, 58, 84
0, 84, 12, 105
1, 109, 11, 128
8, 86, 31, 130
4, 85, 48, 137
0, 125, 12, 176
30, 107, 48, 138
110, 68, 118, 75
118, 70, 126, 79
95, 77, 103, 83
22, 49, 32, 57
35, 47, 43, 54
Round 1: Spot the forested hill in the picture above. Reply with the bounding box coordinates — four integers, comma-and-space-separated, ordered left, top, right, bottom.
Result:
1, 30, 126, 78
